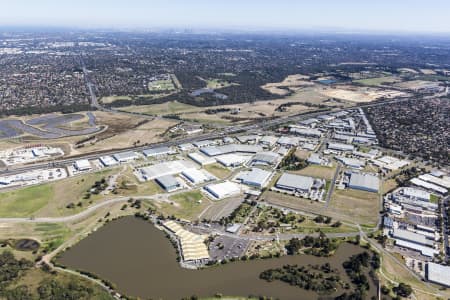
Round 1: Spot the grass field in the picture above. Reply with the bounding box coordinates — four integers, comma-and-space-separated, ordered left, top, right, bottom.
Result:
204, 163, 232, 179
0, 169, 116, 218
354, 76, 401, 86
293, 164, 336, 180
120, 101, 200, 116
158, 190, 210, 220
204, 78, 236, 89
287, 218, 358, 234
148, 79, 176, 91
262, 191, 325, 214
0, 185, 52, 217
329, 189, 380, 226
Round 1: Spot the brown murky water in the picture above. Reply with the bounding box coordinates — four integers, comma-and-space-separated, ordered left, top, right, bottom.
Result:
57, 217, 376, 300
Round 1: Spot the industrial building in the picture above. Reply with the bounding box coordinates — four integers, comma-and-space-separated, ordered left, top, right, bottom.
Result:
275, 173, 315, 193
113, 151, 139, 163
143, 146, 175, 157
139, 160, 197, 180
236, 168, 272, 188
419, 174, 450, 189
188, 152, 216, 166
250, 151, 280, 166
336, 156, 365, 169
200, 144, 262, 157
348, 172, 380, 193
410, 178, 447, 194
155, 175, 182, 192
215, 154, 249, 167
259, 135, 278, 147
99, 156, 118, 167
427, 263, 450, 287
204, 181, 241, 199
392, 228, 434, 247
289, 126, 322, 138
182, 168, 215, 185
74, 159, 91, 171
327, 142, 355, 152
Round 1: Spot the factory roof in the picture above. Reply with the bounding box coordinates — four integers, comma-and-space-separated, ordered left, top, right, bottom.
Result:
402, 187, 431, 201
427, 263, 450, 286
205, 181, 241, 199
395, 240, 437, 257
236, 168, 272, 187
259, 135, 278, 146
188, 152, 216, 165
182, 168, 214, 184
215, 153, 249, 167
349, 172, 379, 192
328, 142, 354, 151
393, 228, 434, 246
74, 159, 91, 170
201, 144, 263, 157
155, 175, 180, 190
335, 156, 365, 168
142, 146, 174, 157
289, 126, 322, 137
251, 151, 279, 165
99, 156, 118, 167
419, 174, 450, 189
140, 160, 197, 180
113, 151, 138, 161
276, 173, 314, 191
410, 178, 447, 194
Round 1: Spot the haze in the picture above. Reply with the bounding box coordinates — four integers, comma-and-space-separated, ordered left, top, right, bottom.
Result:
1, 0, 450, 34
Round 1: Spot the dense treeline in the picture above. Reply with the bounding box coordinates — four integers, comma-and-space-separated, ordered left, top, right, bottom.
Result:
0, 104, 93, 117
260, 263, 342, 294
278, 151, 308, 171
285, 233, 338, 257
0, 251, 112, 300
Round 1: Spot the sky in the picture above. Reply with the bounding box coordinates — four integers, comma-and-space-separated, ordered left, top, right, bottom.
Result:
1, 0, 450, 34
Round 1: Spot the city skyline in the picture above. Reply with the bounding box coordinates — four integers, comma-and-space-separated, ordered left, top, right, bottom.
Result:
1, 0, 450, 34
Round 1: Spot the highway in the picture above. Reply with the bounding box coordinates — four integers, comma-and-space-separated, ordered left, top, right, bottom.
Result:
0, 97, 416, 177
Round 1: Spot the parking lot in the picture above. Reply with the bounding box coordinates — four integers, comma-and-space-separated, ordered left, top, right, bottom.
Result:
209, 235, 250, 261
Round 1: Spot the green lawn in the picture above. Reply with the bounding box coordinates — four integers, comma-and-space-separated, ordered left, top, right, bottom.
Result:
159, 190, 210, 220
204, 163, 232, 179
354, 76, 401, 86
0, 185, 52, 217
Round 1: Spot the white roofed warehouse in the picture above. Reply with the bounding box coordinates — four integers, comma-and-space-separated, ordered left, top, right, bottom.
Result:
204, 181, 241, 199
236, 168, 272, 188
348, 172, 380, 193
155, 175, 182, 192
275, 173, 315, 193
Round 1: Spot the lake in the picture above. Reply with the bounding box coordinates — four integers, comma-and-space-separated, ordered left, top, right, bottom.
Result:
57, 217, 376, 300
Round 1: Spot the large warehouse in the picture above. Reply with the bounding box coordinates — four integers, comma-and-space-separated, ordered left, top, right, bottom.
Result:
155, 175, 181, 192
181, 169, 215, 185
348, 172, 380, 193
215, 153, 249, 167
236, 168, 272, 188
204, 181, 241, 199
139, 160, 197, 180
200, 144, 262, 157
250, 151, 280, 166
143, 146, 175, 157
275, 173, 315, 192
427, 262, 450, 287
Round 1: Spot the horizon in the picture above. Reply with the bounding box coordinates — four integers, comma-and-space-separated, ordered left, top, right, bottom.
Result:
1, 0, 450, 35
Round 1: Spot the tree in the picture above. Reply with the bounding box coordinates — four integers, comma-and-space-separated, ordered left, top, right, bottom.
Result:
393, 283, 413, 298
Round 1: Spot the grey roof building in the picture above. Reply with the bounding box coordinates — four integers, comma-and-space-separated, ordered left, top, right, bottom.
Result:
276, 173, 314, 192
251, 151, 280, 166
236, 168, 272, 188
427, 263, 450, 287
348, 172, 379, 192
155, 175, 181, 192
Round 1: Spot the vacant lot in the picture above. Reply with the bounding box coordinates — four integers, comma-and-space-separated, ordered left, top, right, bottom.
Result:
204, 163, 232, 179
354, 76, 401, 86
157, 190, 210, 220
0, 185, 52, 217
262, 191, 325, 215
120, 101, 200, 116
0, 169, 116, 218
293, 164, 336, 180
329, 189, 379, 226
